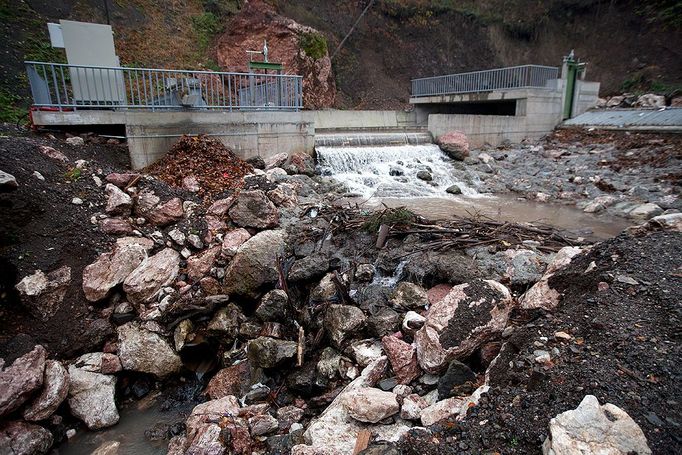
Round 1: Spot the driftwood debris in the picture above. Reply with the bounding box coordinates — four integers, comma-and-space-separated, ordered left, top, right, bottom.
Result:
306, 204, 584, 254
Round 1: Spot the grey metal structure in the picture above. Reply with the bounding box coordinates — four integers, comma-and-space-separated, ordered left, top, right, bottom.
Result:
411, 64, 559, 97
25, 61, 303, 111
563, 108, 682, 130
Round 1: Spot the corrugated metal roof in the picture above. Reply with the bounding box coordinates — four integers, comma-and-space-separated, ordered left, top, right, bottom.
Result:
564, 108, 682, 128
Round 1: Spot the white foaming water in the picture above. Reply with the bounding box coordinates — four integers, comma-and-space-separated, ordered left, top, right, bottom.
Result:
316, 144, 479, 198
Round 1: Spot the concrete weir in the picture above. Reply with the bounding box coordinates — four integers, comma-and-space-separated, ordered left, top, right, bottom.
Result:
32, 110, 314, 169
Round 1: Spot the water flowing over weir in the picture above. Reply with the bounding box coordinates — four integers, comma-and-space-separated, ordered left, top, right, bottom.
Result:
316, 138, 480, 198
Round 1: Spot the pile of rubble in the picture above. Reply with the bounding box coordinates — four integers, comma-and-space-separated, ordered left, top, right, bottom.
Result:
2, 131, 679, 454
146, 135, 254, 197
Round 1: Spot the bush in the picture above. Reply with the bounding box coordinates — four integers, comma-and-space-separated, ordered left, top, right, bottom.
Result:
299, 31, 328, 60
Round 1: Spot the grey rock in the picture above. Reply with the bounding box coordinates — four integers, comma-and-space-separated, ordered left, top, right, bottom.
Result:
68, 365, 119, 429
223, 230, 286, 300
117, 322, 182, 378
22, 360, 69, 421
446, 184, 462, 195
247, 337, 297, 368
416, 171, 432, 181
228, 190, 279, 229
325, 304, 366, 347
256, 289, 288, 322
542, 395, 651, 455
0, 170, 18, 191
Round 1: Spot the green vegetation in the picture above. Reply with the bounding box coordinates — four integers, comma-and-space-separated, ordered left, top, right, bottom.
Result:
362, 207, 416, 233
192, 12, 222, 51
23, 36, 67, 63
0, 89, 25, 123
299, 31, 328, 60
64, 167, 82, 182
202, 0, 241, 17
621, 72, 682, 95
636, 0, 682, 29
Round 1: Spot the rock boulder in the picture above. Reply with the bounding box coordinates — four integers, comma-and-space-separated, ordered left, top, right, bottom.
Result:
543, 395, 651, 455
68, 365, 119, 429
123, 248, 180, 304
437, 131, 470, 160
117, 322, 182, 377
414, 279, 513, 373
0, 345, 46, 417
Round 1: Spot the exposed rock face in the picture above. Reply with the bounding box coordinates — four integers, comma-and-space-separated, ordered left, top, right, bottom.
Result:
437, 131, 470, 160
543, 395, 651, 455
223, 230, 286, 300
123, 248, 180, 304
247, 336, 297, 368
647, 213, 682, 232
414, 279, 513, 373
82, 238, 151, 301
381, 335, 420, 385
215, 0, 335, 108
228, 190, 279, 229
15, 266, 71, 320
0, 345, 46, 417
0, 420, 53, 455
300, 357, 388, 454
117, 323, 182, 377
67, 365, 119, 429
325, 304, 366, 347
104, 183, 132, 214
344, 388, 399, 423
520, 246, 582, 310
22, 360, 69, 421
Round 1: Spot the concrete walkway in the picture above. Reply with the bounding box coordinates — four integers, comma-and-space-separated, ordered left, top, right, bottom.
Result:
563, 108, 682, 132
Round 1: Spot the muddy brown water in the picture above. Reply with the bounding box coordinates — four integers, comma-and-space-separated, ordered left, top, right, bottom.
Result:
361, 195, 630, 240
58, 393, 193, 455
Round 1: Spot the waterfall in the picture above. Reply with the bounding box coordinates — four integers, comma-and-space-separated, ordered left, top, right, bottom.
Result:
316, 143, 479, 198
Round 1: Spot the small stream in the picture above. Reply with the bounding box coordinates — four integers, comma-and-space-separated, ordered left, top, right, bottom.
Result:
318, 143, 630, 239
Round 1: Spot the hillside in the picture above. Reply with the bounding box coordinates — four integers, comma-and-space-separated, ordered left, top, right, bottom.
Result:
1, 0, 681, 116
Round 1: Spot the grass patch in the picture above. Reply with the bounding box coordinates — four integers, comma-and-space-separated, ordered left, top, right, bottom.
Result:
192, 12, 222, 51
299, 31, 328, 60
0, 89, 26, 123
362, 207, 416, 233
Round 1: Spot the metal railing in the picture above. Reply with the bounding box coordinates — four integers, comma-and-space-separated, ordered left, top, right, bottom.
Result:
411, 64, 559, 97
25, 61, 303, 111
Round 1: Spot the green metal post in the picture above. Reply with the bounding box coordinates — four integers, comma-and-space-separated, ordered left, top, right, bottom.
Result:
563, 55, 577, 120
